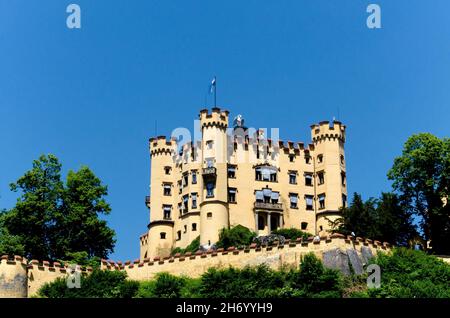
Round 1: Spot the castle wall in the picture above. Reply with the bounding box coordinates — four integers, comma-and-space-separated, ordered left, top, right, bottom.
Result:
0, 256, 28, 298
102, 236, 391, 281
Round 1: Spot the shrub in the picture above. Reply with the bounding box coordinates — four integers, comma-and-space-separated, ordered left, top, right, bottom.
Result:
38, 269, 139, 298
368, 248, 450, 298
199, 265, 287, 298
292, 253, 344, 298
136, 273, 201, 298
272, 228, 312, 241
216, 225, 256, 249
171, 236, 200, 255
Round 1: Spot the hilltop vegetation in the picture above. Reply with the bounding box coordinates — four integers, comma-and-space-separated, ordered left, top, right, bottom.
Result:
38, 248, 450, 298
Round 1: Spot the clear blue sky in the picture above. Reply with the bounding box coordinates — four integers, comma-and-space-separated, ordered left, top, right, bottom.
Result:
0, 1, 449, 261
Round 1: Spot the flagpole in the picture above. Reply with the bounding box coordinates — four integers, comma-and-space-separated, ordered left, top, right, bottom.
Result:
214, 76, 217, 107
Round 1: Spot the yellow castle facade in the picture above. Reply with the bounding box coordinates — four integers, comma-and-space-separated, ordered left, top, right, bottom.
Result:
140, 108, 348, 259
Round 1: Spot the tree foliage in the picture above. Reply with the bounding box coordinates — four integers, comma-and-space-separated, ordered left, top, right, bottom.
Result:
388, 133, 450, 254
38, 269, 138, 298
0, 154, 115, 261
215, 225, 257, 249
272, 228, 312, 241
332, 192, 416, 246
171, 236, 200, 255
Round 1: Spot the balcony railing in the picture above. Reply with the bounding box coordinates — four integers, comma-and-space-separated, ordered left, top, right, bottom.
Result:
145, 196, 150, 207
254, 201, 283, 211
202, 167, 217, 177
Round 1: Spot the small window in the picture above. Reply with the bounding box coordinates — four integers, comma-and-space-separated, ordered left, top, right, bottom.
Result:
340, 155, 345, 165
206, 140, 214, 149
160, 232, 166, 239
182, 173, 188, 187
228, 188, 237, 203
206, 182, 215, 197
205, 157, 214, 168
319, 226, 323, 232
289, 155, 295, 162
192, 223, 197, 231
163, 205, 172, 219
289, 193, 298, 209
318, 172, 325, 185
164, 167, 171, 175
301, 222, 308, 230
163, 184, 171, 196
207, 212, 212, 219
318, 194, 326, 209
182, 195, 189, 213
184, 225, 187, 233
191, 193, 197, 209
305, 173, 313, 186
341, 171, 346, 186
305, 156, 311, 164
192, 171, 197, 184
289, 171, 297, 184
258, 215, 265, 230
305, 195, 314, 211
177, 231, 181, 241
227, 165, 236, 178
342, 194, 347, 208
317, 154, 323, 163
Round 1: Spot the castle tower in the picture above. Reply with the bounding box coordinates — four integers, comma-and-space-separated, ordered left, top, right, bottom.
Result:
310, 121, 347, 236
199, 108, 230, 247
146, 136, 177, 258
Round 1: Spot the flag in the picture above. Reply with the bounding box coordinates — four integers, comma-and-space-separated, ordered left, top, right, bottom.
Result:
209, 77, 216, 94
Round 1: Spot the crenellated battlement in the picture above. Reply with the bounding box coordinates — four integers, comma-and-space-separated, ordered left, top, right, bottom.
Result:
311, 120, 346, 143
199, 107, 229, 129
100, 235, 392, 281
149, 135, 177, 156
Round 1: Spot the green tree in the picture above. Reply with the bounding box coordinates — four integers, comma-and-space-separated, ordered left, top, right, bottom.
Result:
388, 133, 450, 254
332, 192, 416, 246
272, 228, 312, 240
3, 154, 64, 260
0, 211, 25, 256
2, 154, 115, 261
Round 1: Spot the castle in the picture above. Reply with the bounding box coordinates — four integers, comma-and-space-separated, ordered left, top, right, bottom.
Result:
140, 108, 348, 259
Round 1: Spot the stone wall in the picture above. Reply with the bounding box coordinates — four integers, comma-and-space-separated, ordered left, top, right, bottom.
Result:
0, 234, 392, 298
101, 235, 391, 281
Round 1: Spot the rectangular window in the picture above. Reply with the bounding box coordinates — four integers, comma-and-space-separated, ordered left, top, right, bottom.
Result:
318, 172, 325, 185
227, 165, 236, 178
318, 154, 323, 163
164, 167, 171, 175
206, 182, 214, 197
184, 225, 187, 233
318, 194, 326, 209
305, 156, 311, 164
289, 155, 294, 162
192, 223, 197, 231
341, 172, 346, 186
206, 140, 214, 149
228, 188, 237, 203
270, 191, 279, 204
183, 173, 188, 187
163, 205, 172, 220
289, 171, 297, 184
289, 193, 298, 208
163, 184, 171, 196
255, 190, 264, 202
183, 195, 189, 213
192, 171, 197, 184
160, 232, 166, 239
305, 173, 313, 186
305, 196, 314, 210
177, 231, 181, 241
191, 193, 197, 209
301, 222, 308, 230
205, 157, 214, 168
342, 194, 347, 208
178, 180, 182, 194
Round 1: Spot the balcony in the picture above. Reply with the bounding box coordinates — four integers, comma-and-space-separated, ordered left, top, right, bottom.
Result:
254, 201, 283, 211
202, 167, 217, 178
145, 196, 150, 208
